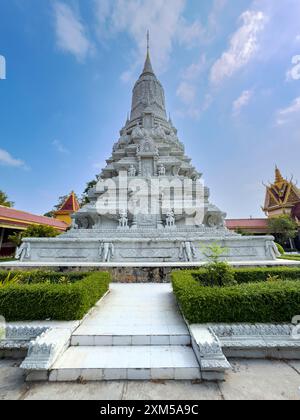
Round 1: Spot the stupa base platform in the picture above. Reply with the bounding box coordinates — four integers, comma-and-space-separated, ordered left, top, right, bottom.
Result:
16, 231, 278, 264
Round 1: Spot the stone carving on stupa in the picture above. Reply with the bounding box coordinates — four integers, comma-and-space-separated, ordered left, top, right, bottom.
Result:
20, 34, 278, 263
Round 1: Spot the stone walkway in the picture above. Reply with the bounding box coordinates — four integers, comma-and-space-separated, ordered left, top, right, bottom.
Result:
50, 284, 200, 381
1, 359, 300, 400
73, 284, 189, 341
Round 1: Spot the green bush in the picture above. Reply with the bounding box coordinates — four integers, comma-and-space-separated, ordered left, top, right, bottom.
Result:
172, 271, 300, 323
275, 243, 285, 255
0, 271, 87, 284
9, 224, 61, 247
279, 255, 300, 261
200, 262, 237, 287
0, 272, 110, 321
192, 266, 300, 284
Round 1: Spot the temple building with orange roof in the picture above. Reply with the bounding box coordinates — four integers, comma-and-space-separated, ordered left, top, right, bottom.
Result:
263, 167, 300, 222
225, 167, 300, 250
54, 191, 80, 226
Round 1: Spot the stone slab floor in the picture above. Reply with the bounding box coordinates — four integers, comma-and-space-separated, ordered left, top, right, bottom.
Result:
73, 283, 189, 339
1, 359, 300, 400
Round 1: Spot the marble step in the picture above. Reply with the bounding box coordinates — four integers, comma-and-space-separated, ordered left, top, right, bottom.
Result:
71, 324, 191, 346
49, 346, 201, 381
71, 333, 190, 347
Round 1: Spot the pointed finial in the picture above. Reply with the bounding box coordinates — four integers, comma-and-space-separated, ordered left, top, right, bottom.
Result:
275, 166, 285, 185
147, 30, 150, 56
142, 31, 154, 74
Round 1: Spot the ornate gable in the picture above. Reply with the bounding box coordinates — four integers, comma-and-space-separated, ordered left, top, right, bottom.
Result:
137, 138, 158, 157
263, 167, 300, 216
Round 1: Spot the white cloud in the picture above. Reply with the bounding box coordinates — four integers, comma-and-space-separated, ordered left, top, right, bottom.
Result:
210, 10, 267, 84
177, 19, 204, 48
175, 93, 213, 121
52, 140, 69, 154
0, 149, 27, 169
94, 0, 204, 78
181, 54, 206, 81
286, 55, 300, 81
276, 97, 300, 125
207, 0, 227, 38
176, 55, 206, 106
232, 90, 253, 116
296, 35, 300, 43
94, 0, 111, 25
176, 81, 196, 105
54, 2, 92, 61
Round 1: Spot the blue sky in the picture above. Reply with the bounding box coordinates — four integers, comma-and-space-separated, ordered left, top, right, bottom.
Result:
0, 0, 299, 218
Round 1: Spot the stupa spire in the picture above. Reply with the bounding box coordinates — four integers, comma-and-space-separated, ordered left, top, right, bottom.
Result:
143, 30, 154, 74
130, 30, 167, 121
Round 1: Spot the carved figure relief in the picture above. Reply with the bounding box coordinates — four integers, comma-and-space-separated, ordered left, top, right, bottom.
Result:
119, 210, 129, 228
205, 212, 225, 229
99, 242, 114, 262
158, 164, 166, 176
15, 242, 31, 262
166, 209, 176, 228
128, 165, 137, 177
265, 241, 281, 260
179, 241, 196, 262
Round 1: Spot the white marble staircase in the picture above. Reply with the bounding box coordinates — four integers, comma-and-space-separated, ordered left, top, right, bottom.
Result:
49, 284, 201, 381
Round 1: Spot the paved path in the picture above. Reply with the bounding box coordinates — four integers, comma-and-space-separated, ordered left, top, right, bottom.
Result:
73, 284, 188, 338
1, 359, 300, 400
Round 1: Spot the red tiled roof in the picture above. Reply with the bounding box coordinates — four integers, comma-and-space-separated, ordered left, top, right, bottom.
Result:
0, 206, 68, 231
55, 192, 80, 214
226, 219, 268, 229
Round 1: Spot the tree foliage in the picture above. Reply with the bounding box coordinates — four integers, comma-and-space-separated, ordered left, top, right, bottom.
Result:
268, 215, 298, 246
9, 225, 60, 247
80, 177, 98, 206
0, 191, 14, 208
201, 243, 236, 287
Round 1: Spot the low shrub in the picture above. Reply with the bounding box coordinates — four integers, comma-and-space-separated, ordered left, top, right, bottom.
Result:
275, 243, 285, 255
0, 271, 87, 284
0, 272, 110, 321
172, 271, 300, 324
279, 255, 300, 261
192, 266, 300, 284
199, 262, 237, 287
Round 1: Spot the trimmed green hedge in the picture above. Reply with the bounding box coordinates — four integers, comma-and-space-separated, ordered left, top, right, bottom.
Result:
0, 272, 110, 321
191, 266, 300, 285
172, 271, 300, 323
275, 243, 285, 255
0, 271, 87, 284
279, 255, 300, 262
